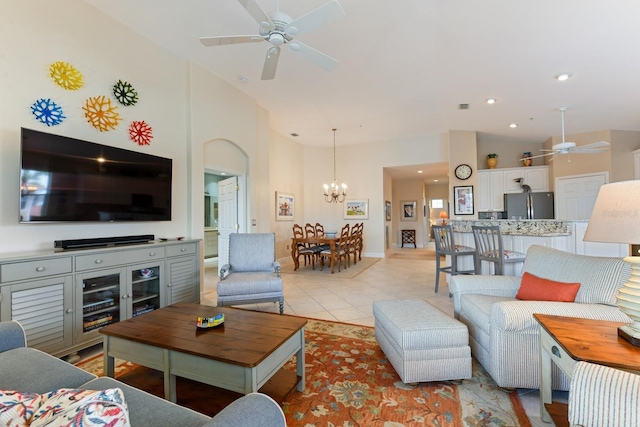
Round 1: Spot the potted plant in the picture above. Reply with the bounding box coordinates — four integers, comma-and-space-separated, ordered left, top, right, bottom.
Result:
486, 153, 498, 169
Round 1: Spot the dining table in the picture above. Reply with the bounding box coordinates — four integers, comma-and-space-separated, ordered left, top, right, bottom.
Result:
290, 235, 341, 273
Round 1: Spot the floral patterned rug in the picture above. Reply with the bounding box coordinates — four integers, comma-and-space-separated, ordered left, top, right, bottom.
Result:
76, 318, 531, 427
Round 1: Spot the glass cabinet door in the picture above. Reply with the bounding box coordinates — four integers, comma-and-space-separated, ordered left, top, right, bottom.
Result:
130, 264, 162, 317
77, 269, 123, 342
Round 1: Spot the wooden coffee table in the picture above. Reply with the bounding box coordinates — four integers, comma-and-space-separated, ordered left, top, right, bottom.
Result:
100, 303, 307, 403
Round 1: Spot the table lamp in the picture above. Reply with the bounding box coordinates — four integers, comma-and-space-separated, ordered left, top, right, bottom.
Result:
439, 210, 448, 225
584, 180, 640, 346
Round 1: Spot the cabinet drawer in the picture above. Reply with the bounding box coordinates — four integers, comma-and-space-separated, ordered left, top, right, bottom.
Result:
166, 243, 197, 257
1, 257, 73, 283
76, 247, 165, 271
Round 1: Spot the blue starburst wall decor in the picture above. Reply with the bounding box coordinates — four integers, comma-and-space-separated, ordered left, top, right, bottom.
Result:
113, 80, 138, 106
31, 98, 66, 126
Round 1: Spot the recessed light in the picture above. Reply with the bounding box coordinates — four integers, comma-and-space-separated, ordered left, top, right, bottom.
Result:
509, 123, 518, 128
434, 179, 439, 182
554, 72, 573, 81
486, 98, 496, 104
417, 170, 423, 174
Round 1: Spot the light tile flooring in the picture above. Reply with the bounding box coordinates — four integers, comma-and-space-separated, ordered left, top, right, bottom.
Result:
202, 244, 565, 427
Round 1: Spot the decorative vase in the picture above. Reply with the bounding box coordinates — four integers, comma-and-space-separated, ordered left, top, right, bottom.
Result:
486, 157, 498, 169
522, 152, 532, 167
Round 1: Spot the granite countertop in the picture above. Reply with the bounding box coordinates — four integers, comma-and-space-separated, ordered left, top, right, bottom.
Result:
449, 219, 571, 236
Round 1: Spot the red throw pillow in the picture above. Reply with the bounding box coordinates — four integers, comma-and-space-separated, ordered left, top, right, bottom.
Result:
516, 272, 581, 302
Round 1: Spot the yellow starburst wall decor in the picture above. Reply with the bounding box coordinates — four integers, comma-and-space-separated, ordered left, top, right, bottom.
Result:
49, 61, 84, 90
82, 96, 122, 132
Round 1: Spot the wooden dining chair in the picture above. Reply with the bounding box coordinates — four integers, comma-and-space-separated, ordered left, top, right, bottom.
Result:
471, 225, 526, 275
315, 223, 330, 251
347, 223, 363, 266
292, 223, 315, 270
320, 224, 350, 272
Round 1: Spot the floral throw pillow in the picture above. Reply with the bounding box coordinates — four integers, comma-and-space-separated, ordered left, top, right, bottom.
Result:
0, 388, 130, 427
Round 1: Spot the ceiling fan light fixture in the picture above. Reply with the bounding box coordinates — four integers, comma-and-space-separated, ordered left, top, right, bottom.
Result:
555, 72, 573, 81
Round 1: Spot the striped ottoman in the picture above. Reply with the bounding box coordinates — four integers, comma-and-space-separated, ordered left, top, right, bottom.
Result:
373, 299, 472, 383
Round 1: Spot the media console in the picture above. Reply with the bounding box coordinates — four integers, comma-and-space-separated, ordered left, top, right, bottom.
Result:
0, 239, 201, 358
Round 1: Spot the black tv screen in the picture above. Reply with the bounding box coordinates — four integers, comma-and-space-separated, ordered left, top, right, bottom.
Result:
20, 128, 172, 223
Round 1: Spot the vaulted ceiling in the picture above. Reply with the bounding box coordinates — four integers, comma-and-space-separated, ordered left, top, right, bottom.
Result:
84, 0, 640, 155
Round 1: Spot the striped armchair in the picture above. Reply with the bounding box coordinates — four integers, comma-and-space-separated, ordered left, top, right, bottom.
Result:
217, 233, 284, 314
450, 245, 631, 390
569, 362, 640, 427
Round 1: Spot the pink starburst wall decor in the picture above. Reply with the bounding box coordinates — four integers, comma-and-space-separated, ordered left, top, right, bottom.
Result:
129, 120, 153, 145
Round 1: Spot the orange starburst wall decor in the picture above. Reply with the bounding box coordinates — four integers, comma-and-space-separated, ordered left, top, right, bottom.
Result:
129, 121, 153, 146
49, 61, 84, 90
82, 96, 122, 132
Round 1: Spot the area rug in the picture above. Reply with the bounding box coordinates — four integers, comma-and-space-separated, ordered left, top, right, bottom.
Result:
280, 257, 379, 278
76, 319, 531, 427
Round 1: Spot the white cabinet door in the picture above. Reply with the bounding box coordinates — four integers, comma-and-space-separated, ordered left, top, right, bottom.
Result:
503, 170, 525, 193
477, 171, 491, 211
525, 167, 549, 192
489, 171, 505, 211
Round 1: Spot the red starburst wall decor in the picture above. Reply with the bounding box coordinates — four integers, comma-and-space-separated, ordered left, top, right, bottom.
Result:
82, 96, 121, 132
129, 121, 153, 146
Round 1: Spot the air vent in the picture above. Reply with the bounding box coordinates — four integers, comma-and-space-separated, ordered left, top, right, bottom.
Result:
290, 133, 299, 137
459, 104, 469, 110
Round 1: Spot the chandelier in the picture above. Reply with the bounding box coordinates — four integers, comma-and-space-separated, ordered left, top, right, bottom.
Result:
323, 128, 347, 203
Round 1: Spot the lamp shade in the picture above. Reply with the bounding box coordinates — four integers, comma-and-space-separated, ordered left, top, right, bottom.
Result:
439, 210, 449, 219
584, 180, 640, 244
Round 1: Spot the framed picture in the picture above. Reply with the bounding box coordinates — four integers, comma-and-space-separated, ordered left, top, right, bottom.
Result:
344, 199, 369, 220
385, 200, 391, 221
454, 185, 474, 215
400, 200, 417, 221
275, 192, 294, 221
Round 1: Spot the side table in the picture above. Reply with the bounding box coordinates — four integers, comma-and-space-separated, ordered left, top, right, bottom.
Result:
534, 314, 640, 425
401, 229, 416, 248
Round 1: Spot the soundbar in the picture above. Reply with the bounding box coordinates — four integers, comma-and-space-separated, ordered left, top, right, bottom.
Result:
54, 235, 155, 250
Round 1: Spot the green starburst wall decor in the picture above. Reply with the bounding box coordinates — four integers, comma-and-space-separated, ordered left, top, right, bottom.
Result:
113, 80, 138, 106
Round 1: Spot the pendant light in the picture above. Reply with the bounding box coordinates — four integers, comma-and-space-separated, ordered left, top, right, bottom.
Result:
323, 128, 347, 203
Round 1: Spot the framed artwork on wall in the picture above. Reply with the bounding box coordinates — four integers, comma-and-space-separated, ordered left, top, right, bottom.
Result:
454, 185, 474, 215
276, 192, 294, 221
385, 200, 391, 221
344, 199, 369, 220
400, 200, 417, 221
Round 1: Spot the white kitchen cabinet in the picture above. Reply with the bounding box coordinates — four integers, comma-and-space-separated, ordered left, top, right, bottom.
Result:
477, 170, 505, 212
503, 166, 549, 193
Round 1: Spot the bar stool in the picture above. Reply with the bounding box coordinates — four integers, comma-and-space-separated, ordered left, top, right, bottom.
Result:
433, 225, 476, 293
471, 225, 526, 275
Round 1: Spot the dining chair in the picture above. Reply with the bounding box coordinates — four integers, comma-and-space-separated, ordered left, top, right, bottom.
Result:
347, 223, 363, 266
292, 223, 315, 270
432, 225, 476, 293
471, 225, 526, 275
217, 233, 284, 314
314, 223, 330, 251
320, 224, 350, 272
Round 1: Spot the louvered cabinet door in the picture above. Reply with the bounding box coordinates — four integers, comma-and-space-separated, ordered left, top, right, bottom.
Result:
166, 256, 198, 305
0, 276, 74, 354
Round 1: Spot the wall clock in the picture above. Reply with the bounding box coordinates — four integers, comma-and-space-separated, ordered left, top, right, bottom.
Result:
455, 164, 472, 180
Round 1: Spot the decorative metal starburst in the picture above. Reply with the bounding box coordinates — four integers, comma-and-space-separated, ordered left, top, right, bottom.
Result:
129, 120, 153, 146
113, 80, 138, 106
30, 98, 66, 126
82, 96, 121, 132
49, 61, 84, 90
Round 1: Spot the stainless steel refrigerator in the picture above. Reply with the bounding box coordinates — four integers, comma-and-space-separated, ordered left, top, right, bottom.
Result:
504, 192, 554, 219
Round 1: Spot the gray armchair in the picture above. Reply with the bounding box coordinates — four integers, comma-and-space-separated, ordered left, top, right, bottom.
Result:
217, 233, 284, 314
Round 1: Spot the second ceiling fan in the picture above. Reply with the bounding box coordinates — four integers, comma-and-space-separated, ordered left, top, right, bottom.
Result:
523, 107, 610, 162
199, 0, 345, 80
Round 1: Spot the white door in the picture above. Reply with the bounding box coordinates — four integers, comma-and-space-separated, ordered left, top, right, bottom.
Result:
556, 173, 607, 220
217, 176, 238, 271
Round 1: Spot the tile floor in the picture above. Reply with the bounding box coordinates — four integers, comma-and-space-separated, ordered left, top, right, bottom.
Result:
202, 243, 565, 426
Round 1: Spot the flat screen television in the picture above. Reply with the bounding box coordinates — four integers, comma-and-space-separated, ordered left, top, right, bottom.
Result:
20, 128, 172, 223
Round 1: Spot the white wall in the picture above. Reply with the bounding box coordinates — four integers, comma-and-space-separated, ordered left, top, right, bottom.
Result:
0, 0, 189, 254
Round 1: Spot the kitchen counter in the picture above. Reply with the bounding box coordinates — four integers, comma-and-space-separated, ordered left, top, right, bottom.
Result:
450, 219, 571, 236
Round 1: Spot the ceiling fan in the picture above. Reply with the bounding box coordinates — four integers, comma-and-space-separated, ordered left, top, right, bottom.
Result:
522, 107, 610, 161
199, 0, 345, 80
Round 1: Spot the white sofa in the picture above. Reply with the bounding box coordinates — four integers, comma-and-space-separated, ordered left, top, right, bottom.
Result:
449, 245, 631, 390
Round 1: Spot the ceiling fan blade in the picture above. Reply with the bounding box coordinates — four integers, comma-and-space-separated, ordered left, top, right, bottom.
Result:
261, 47, 281, 80
571, 148, 609, 154
286, 0, 345, 37
199, 35, 264, 47
576, 141, 610, 150
236, 0, 273, 28
520, 152, 554, 161
288, 41, 338, 71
